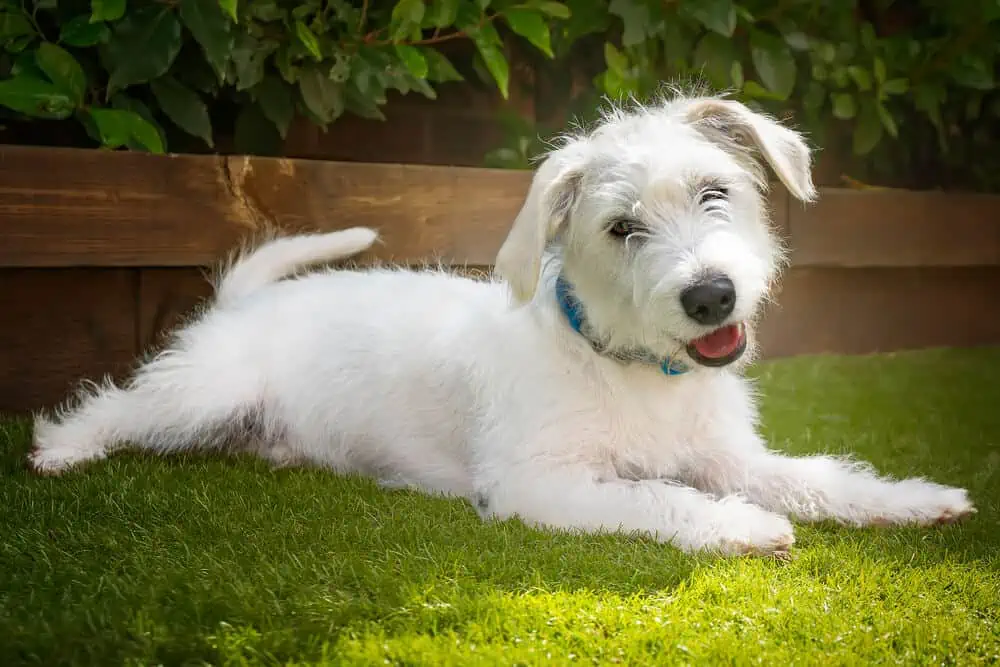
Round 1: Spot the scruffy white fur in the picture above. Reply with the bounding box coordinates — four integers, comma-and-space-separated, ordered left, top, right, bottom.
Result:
30, 92, 974, 557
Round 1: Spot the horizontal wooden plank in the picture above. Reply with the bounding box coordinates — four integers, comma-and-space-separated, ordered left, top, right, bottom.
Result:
0, 145, 532, 267
0, 145, 793, 268
0, 269, 137, 414
138, 268, 214, 352
789, 188, 1000, 268
757, 266, 1000, 358
5, 264, 1000, 414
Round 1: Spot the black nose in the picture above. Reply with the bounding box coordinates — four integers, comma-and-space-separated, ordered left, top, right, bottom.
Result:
680, 275, 736, 325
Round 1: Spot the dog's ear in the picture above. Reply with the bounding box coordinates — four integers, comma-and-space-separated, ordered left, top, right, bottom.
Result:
495, 148, 584, 304
684, 99, 817, 203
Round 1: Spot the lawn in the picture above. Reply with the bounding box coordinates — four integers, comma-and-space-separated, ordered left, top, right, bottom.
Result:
2, 347, 999, 665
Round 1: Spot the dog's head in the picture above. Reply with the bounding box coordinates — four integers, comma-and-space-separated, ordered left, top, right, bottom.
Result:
495, 91, 816, 371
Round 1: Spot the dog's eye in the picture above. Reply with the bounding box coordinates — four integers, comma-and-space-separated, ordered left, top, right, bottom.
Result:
607, 217, 641, 239
699, 186, 729, 206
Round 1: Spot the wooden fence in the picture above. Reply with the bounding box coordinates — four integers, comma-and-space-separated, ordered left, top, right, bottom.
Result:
2, 144, 999, 414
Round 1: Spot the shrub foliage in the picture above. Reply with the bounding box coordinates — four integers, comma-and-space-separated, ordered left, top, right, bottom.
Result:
1, 1, 998, 189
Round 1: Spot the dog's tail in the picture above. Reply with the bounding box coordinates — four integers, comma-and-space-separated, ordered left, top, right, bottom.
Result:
214, 227, 379, 305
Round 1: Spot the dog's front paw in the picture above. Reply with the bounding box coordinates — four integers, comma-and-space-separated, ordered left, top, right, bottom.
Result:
713, 500, 796, 560
869, 480, 976, 527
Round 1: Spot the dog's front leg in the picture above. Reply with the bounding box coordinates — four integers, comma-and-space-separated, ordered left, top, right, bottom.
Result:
479, 466, 795, 558
686, 430, 975, 527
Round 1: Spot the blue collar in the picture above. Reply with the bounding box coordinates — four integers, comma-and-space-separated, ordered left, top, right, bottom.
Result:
555, 274, 689, 376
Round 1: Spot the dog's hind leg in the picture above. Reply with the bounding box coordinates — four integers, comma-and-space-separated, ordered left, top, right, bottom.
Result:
29, 340, 268, 475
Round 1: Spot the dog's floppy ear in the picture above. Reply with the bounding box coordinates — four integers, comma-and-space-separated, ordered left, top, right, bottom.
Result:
685, 98, 817, 203
495, 147, 584, 304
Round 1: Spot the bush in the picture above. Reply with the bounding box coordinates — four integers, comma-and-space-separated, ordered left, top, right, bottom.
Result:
484, 0, 1000, 191
0, 0, 562, 154
1, 1, 998, 190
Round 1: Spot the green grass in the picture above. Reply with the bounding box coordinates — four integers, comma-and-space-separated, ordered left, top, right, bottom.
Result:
2, 348, 1000, 666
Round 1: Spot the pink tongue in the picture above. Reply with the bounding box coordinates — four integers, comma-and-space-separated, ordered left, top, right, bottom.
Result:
691, 324, 743, 359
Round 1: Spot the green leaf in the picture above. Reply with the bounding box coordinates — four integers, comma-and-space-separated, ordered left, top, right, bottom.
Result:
275, 43, 299, 84
109, 91, 166, 149
503, 8, 552, 57
802, 80, 826, 112
425, 0, 459, 28
0, 74, 74, 118
394, 44, 428, 79
423, 48, 463, 82
817, 41, 836, 63
686, 0, 736, 37
662, 18, 693, 67
913, 83, 945, 130
10, 50, 43, 78
84, 107, 164, 152
59, 15, 110, 46
409, 76, 436, 100
345, 77, 387, 120
150, 76, 213, 147
831, 92, 855, 120
298, 64, 344, 124
830, 66, 849, 88
219, 0, 237, 22
180, 0, 234, 81
750, 29, 796, 100
4, 34, 35, 53
294, 20, 322, 60
852, 100, 882, 155
234, 103, 283, 156
390, 0, 425, 41
470, 22, 508, 98
249, 1, 282, 22
350, 48, 390, 102
876, 101, 897, 138
0, 11, 34, 40
561, 0, 610, 42
741, 79, 784, 101
783, 31, 809, 51
729, 60, 743, 89
860, 21, 875, 52
693, 32, 737, 89
873, 57, 886, 83
536, 2, 570, 19
229, 33, 275, 90
327, 51, 352, 83
882, 78, 908, 95
484, 146, 525, 169
106, 6, 182, 93
847, 66, 872, 92
91, 0, 125, 23
253, 74, 294, 138
608, 0, 649, 47
35, 42, 86, 105
604, 41, 627, 74
951, 55, 994, 90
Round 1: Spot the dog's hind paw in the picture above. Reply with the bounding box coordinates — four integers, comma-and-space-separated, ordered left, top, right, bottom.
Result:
29, 418, 107, 475
29, 443, 105, 475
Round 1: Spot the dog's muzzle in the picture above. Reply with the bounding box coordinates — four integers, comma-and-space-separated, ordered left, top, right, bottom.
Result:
685, 322, 747, 367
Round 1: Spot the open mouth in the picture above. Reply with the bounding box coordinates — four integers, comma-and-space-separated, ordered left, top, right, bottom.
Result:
685, 323, 747, 367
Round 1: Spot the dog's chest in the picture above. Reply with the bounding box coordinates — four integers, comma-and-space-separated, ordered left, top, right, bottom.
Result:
604, 372, 721, 479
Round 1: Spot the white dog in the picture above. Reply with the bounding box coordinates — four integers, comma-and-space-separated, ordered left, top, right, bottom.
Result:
30, 91, 974, 557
